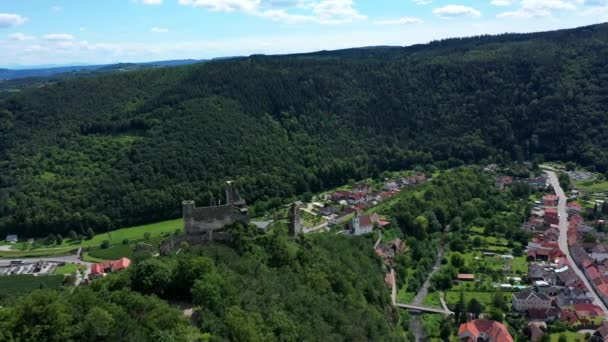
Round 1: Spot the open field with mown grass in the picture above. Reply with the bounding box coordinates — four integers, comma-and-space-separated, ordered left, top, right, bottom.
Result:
53, 263, 86, 275
549, 331, 586, 342
1, 218, 183, 258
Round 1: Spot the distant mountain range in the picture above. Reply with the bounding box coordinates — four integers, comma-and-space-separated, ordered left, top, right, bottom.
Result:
0, 59, 203, 80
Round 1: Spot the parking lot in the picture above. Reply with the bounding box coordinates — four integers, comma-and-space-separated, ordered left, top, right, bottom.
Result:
0, 261, 59, 276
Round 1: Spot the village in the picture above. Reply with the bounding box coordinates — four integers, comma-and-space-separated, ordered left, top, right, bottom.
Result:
5, 164, 608, 341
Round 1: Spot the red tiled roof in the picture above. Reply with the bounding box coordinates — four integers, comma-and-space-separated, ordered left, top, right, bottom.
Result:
90, 257, 131, 276
458, 320, 513, 342
588, 266, 602, 280
573, 303, 605, 317
457, 274, 475, 280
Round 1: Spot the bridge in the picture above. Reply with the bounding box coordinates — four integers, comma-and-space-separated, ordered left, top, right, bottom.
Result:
394, 303, 453, 315
389, 268, 453, 315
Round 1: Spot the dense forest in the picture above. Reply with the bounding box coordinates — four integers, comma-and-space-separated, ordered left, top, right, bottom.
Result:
2, 23, 608, 237
0, 167, 520, 341
0, 226, 404, 341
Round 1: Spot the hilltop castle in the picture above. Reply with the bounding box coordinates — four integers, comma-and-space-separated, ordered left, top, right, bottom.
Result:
182, 181, 249, 241
159, 181, 249, 254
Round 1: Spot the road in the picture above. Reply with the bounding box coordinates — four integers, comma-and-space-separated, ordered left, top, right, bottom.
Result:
0, 252, 92, 267
545, 169, 608, 313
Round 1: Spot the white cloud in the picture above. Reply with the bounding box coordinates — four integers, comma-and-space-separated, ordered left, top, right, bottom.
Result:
9, 32, 35, 41
177, 0, 260, 12
141, 0, 163, 4
0, 13, 28, 28
413, 0, 433, 4
497, 0, 576, 18
491, 0, 512, 6
178, 0, 366, 24
433, 5, 481, 18
43, 33, 75, 41
375, 17, 423, 25
151, 27, 169, 33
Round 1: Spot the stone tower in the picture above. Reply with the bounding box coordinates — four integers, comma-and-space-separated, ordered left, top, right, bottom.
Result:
288, 201, 302, 238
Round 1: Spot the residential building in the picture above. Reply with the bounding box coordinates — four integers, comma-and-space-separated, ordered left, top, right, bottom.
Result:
512, 290, 552, 312
458, 320, 513, 342
352, 212, 379, 236
5, 235, 17, 243
592, 244, 608, 263
90, 257, 131, 278
543, 194, 559, 207
544, 208, 559, 226
591, 320, 608, 342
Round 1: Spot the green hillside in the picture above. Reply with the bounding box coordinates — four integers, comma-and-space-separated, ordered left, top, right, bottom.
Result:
2, 23, 608, 237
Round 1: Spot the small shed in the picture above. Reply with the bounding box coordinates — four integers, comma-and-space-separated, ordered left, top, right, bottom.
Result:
457, 273, 475, 281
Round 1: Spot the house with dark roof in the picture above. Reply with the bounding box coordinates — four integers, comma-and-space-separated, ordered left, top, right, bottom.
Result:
5, 235, 17, 244
512, 290, 552, 312
458, 320, 513, 342
525, 322, 546, 342
591, 320, 608, 342
592, 244, 608, 263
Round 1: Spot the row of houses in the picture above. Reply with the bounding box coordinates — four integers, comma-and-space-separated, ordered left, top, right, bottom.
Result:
518, 193, 605, 326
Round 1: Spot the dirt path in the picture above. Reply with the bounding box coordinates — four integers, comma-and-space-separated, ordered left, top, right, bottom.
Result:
409, 237, 446, 341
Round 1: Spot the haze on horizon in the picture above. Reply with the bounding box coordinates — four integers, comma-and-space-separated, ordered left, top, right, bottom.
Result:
0, 0, 607, 68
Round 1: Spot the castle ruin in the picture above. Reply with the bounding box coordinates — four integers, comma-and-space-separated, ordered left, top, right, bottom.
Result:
182, 181, 249, 241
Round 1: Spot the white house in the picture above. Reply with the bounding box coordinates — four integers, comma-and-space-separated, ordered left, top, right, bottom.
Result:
5, 235, 17, 244
352, 212, 379, 236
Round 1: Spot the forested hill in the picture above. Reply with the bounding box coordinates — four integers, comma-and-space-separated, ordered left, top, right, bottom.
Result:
2, 23, 608, 237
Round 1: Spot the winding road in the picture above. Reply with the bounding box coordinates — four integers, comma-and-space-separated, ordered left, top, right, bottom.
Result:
545, 169, 608, 313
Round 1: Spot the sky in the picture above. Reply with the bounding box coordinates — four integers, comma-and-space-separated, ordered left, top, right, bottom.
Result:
0, 0, 606, 67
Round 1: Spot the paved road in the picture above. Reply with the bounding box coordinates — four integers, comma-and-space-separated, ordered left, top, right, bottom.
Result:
0, 253, 92, 267
545, 169, 608, 313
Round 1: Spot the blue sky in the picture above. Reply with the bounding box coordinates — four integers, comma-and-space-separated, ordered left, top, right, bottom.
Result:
0, 0, 606, 67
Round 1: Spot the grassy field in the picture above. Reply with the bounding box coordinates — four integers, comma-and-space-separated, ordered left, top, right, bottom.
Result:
0, 275, 64, 297
422, 291, 442, 308
0, 218, 182, 258
575, 179, 608, 193
397, 289, 415, 304
88, 244, 133, 260
549, 331, 586, 342
0, 246, 77, 258
53, 263, 85, 275
445, 291, 510, 308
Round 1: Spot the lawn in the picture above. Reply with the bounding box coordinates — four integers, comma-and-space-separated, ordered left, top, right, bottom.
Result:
0, 275, 64, 297
0, 218, 182, 259
575, 179, 608, 193
53, 263, 85, 275
422, 291, 442, 308
88, 244, 133, 260
445, 291, 510, 308
549, 331, 586, 342
0, 246, 77, 258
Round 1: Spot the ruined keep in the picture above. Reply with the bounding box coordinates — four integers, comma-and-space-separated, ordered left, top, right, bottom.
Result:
160, 181, 249, 255
288, 201, 302, 238
182, 181, 249, 241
